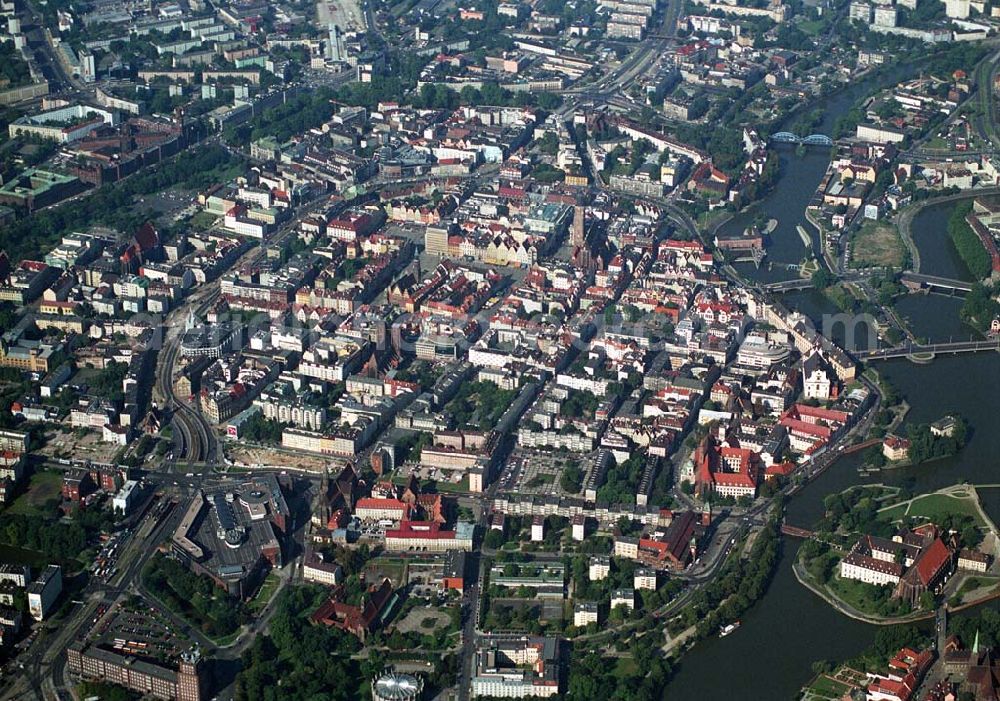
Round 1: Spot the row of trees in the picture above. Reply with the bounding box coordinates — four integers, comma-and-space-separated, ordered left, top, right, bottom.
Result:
818, 486, 894, 537
596, 454, 647, 506
0, 512, 88, 563
559, 464, 583, 493
669, 516, 782, 640
446, 381, 519, 429
948, 201, 993, 280
225, 89, 337, 146
89, 361, 128, 403
0, 40, 31, 89
0, 480, 115, 563
239, 414, 287, 444
566, 642, 674, 701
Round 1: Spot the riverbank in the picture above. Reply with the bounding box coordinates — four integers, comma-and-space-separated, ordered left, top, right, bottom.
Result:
792, 482, 1000, 626
896, 186, 1000, 278
895, 205, 922, 274
884, 484, 1000, 545
947, 199, 993, 280
792, 555, 934, 626
804, 207, 838, 273
663, 52, 1000, 701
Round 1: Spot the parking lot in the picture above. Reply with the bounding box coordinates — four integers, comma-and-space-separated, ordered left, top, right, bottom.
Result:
94, 600, 188, 661
500, 449, 585, 499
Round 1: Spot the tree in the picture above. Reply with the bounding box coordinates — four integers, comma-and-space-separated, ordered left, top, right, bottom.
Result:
811, 268, 836, 290
948, 201, 991, 280
961, 282, 1000, 333
560, 464, 583, 493
484, 529, 504, 549
536, 93, 562, 110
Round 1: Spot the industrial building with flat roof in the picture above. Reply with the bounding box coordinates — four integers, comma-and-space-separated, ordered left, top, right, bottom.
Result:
0, 169, 85, 211
170, 474, 289, 597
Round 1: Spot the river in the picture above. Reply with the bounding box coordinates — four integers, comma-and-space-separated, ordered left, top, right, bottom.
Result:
909, 201, 976, 282
720, 67, 908, 285
662, 71, 1000, 700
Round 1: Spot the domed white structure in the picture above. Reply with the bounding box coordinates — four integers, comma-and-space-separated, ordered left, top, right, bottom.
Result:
372, 670, 423, 701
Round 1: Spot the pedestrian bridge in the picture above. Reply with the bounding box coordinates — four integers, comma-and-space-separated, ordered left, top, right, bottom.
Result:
780, 524, 815, 538
761, 278, 815, 292
770, 132, 834, 146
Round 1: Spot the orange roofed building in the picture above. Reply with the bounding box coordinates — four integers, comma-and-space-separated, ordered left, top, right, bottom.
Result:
865, 646, 934, 701
310, 578, 397, 641
693, 435, 761, 500
894, 537, 954, 607
779, 403, 851, 454
635, 511, 700, 570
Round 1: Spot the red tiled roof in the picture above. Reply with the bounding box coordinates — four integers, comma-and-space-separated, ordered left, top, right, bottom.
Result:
790, 403, 850, 423
867, 673, 915, 701
385, 520, 454, 540
780, 417, 833, 438
639, 511, 697, 564
883, 435, 911, 450
765, 462, 796, 477
134, 222, 159, 251
914, 538, 951, 586
355, 497, 408, 512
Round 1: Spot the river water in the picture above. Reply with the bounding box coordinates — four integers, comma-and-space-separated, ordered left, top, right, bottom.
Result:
721, 68, 909, 285
909, 201, 976, 282
662, 72, 1000, 700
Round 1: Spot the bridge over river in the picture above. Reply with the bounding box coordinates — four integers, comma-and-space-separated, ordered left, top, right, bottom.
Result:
759, 271, 974, 294
857, 338, 1000, 361
900, 272, 975, 293
769, 132, 834, 146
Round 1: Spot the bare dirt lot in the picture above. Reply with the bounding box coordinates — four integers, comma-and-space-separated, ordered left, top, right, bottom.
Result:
851, 221, 906, 268
228, 444, 334, 473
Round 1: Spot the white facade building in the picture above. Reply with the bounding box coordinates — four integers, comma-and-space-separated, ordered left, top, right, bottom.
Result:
27, 565, 62, 621
573, 603, 599, 627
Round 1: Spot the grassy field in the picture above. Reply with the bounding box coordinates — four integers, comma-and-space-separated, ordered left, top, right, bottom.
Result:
426, 476, 469, 493
879, 491, 986, 526
802, 674, 852, 701
798, 18, 827, 35
613, 656, 640, 680
697, 209, 731, 231
365, 558, 407, 587
395, 605, 452, 635
823, 283, 859, 313
248, 572, 281, 614
6, 470, 63, 516
827, 574, 886, 615
188, 211, 219, 231
924, 136, 950, 150
851, 221, 906, 268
